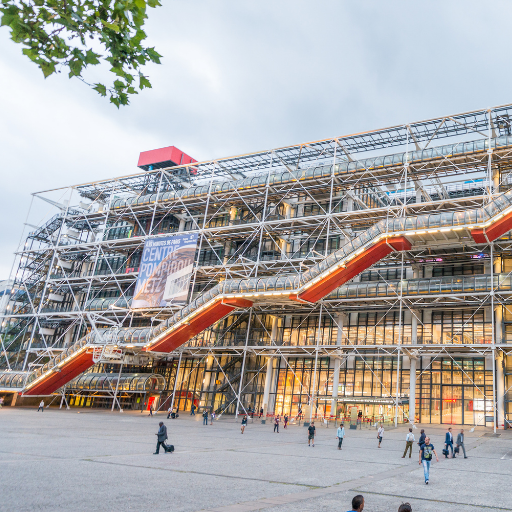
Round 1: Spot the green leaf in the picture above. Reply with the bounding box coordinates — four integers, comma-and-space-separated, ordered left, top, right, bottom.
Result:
85, 49, 100, 65
139, 75, 151, 89
40, 60, 56, 78
93, 83, 107, 96
100, 19, 120, 32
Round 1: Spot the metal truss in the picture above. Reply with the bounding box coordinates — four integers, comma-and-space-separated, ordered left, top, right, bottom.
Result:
2, 104, 512, 430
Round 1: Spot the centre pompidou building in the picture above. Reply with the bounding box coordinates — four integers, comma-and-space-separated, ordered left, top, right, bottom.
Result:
1, 104, 511, 429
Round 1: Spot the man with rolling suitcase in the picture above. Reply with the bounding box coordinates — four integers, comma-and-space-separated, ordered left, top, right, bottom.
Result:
154, 422, 173, 454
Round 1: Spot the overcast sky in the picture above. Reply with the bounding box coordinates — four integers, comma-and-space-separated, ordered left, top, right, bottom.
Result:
1, 0, 511, 279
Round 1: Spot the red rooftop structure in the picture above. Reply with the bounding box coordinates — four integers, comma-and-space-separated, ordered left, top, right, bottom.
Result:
138, 146, 197, 171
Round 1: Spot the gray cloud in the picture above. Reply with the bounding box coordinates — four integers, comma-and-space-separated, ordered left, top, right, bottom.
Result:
1, 0, 511, 277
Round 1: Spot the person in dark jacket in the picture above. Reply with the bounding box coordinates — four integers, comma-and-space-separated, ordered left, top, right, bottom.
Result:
444, 427, 455, 458
417, 429, 426, 447
241, 415, 248, 434
456, 429, 467, 458
154, 422, 169, 454
202, 409, 209, 425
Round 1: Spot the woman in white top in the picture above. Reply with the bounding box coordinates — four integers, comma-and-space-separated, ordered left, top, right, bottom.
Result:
336, 423, 345, 450
377, 424, 384, 448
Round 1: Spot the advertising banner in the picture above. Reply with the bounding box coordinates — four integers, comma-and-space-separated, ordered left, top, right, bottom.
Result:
132, 233, 198, 308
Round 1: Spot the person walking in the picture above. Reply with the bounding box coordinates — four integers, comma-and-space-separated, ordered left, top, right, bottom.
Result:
148, 404, 154, 417
419, 436, 439, 484
274, 415, 280, 433
241, 415, 248, 434
154, 422, 170, 454
444, 427, 455, 458
37, 400, 44, 412
417, 429, 426, 448
337, 422, 345, 450
402, 428, 415, 458
456, 428, 468, 458
259, 407, 263, 418
284, 414, 289, 429
377, 424, 384, 448
210, 410, 215, 425
308, 421, 316, 447
347, 494, 364, 512
202, 409, 209, 425
190, 404, 196, 416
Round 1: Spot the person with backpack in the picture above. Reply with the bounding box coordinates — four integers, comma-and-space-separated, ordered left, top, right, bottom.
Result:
417, 429, 426, 448
402, 428, 415, 458
419, 436, 439, 484
308, 422, 316, 447
284, 414, 289, 428
377, 424, 384, 448
241, 415, 248, 434
336, 422, 345, 450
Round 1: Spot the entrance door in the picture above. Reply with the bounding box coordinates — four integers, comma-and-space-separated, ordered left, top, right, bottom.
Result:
147, 396, 155, 411
442, 386, 463, 424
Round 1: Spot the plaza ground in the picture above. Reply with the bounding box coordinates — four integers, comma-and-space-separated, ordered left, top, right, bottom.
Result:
1, 408, 511, 511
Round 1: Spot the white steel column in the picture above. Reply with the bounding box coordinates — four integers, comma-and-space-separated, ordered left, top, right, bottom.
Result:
261, 356, 273, 423
330, 313, 345, 418
496, 351, 505, 430
169, 352, 183, 413
409, 356, 417, 424
411, 309, 419, 344
261, 315, 279, 422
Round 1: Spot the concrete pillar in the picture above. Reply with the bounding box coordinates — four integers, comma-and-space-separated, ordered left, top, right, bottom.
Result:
484, 259, 492, 275
409, 357, 417, 424
200, 356, 213, 409
493, 167, 501, 193
330, 313, 345, 417
178, 217, 186, 232
496, 351, 505, 430
496, 306, 503, 344
261, 357, 273, 423
411, 309, 419, 344
283, 202, 292, 219
11, 392, 18, 407
223, 207, 238, 265
346, 196, 354, 212
411, 265, 420, 279
261, 317, 280, 422
424, 265, 433, 278
495, 256, 502, 274
63, 327, 73, 347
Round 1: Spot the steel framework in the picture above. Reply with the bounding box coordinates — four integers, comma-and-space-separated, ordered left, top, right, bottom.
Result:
2, 104, 512, 429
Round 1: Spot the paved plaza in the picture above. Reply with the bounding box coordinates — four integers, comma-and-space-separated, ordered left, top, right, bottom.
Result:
1, 407, 511, 511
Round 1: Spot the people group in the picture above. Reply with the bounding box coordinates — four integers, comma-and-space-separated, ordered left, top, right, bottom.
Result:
151, 406, 469, 488
347, 494, 412, 512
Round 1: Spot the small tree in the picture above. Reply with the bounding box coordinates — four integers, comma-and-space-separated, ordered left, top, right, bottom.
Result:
1, 0, 162, 107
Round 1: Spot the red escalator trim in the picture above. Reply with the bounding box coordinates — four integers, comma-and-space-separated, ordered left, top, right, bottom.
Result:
471, 210, 512, 243
146, 298, 253, 353
222, 298, 253, 308
23, 350, 95, 396
298, 236, 411, 303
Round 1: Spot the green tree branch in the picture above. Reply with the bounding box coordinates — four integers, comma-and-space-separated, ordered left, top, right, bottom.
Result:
1, 0, 162, 107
